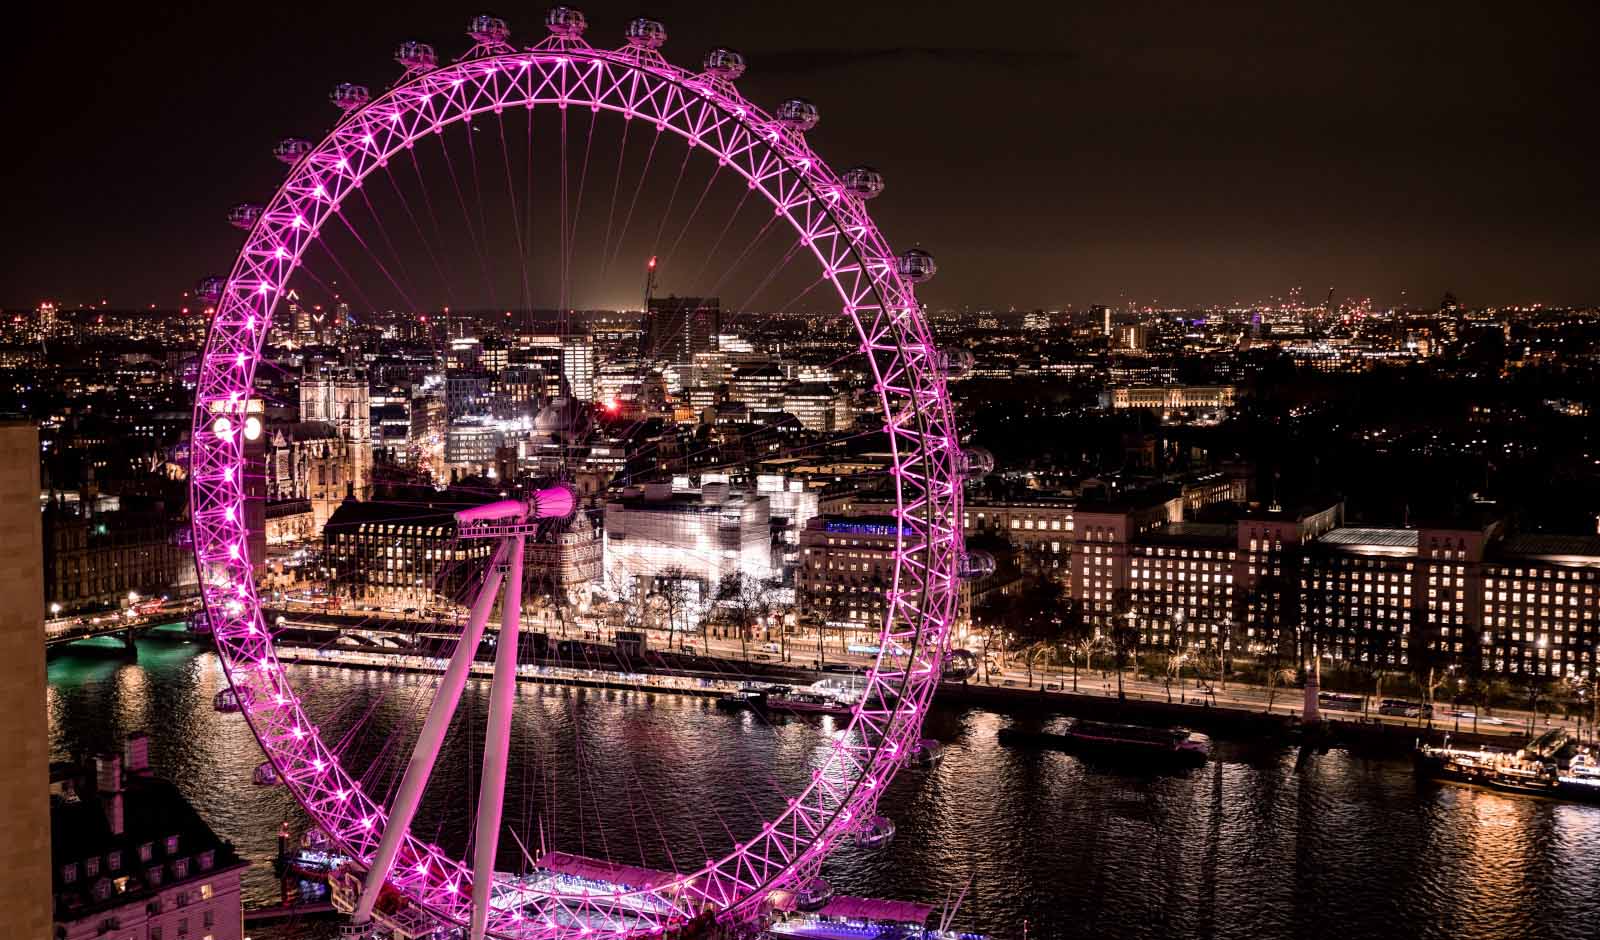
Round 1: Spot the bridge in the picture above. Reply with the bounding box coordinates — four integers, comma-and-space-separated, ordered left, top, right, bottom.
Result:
45, 600, 203, 655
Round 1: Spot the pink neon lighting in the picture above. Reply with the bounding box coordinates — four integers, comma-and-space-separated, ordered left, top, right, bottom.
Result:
189, 23, 962, 940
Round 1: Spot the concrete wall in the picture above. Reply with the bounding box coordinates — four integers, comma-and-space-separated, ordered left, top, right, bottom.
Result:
0, 422, 49, 936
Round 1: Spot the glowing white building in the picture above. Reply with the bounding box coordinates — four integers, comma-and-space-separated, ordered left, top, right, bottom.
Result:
603, 482, 771, 595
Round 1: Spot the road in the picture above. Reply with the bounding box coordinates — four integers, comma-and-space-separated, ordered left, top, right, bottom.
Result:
266, 599, 1593, 743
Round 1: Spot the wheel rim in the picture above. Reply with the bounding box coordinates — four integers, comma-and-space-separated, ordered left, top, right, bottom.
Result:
189, 28, 963, 938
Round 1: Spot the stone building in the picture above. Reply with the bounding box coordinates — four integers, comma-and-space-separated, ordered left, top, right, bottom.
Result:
43, 502, 185, 613
51, 734, 248, 940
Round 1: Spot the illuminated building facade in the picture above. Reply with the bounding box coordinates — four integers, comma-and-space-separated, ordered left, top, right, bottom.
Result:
322, 497, 493, 605
797, 516, 899, 632
603, 482, 771, 595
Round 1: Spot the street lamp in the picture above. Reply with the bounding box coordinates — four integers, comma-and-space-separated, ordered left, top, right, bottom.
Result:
49, 602, 61, 617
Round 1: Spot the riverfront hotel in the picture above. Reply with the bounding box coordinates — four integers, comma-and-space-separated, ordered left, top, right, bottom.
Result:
1066, 497, 1600, 677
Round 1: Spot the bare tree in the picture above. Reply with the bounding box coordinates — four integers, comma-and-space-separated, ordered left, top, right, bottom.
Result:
654, 566, 695, 650
618, 575, 649, 638
717, 572, 776, 661
1071, 634, 1103, 693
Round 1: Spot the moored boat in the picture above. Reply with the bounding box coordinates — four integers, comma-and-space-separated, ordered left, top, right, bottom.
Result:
1415, 738, 1600, 803
715, 688, 764, 712
1557, 749, 1600, 802
999, 719, 1210, 764
763, 689, 853, 717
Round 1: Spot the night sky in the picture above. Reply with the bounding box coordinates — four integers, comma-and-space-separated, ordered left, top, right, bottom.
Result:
6, 1, 1598, 310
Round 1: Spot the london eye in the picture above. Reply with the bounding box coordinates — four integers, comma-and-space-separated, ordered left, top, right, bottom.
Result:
188, 9, 979, 938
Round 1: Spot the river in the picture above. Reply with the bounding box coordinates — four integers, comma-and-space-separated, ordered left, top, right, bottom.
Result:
47, 637, 1600, 939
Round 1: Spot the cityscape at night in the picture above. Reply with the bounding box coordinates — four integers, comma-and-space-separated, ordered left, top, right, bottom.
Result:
6, 3, 1600, 940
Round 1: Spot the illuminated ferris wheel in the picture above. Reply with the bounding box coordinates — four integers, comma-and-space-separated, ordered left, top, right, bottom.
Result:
189, 8, 983, 938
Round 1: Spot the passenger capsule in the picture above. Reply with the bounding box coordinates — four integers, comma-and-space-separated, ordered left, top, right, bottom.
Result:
855, 815, 895, 849
625, 17, 667, 49
958, 446, 994, 481
195, 276, 225, 303
545, 6, 587, 37
958, 550, 996, 581
938, 348, 975, 380
273, 138, 314, 164
842, 165, 885, 199
775, 98, 820, 132
467, 14, 511, 46
896, 247, 937, 284
906, 737, 945, 768
394, 41, 438, 72
330, 83, 371, 111
702, 47, 746, 80
226, 203, 264, 230
795, 877, 833, 912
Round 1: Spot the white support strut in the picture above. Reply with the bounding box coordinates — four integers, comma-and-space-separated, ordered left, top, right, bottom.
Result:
469, 534, 525, 940
354, 539, 512, 923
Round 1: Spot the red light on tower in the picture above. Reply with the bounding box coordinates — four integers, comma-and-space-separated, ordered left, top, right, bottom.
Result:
648, 256, 657, 270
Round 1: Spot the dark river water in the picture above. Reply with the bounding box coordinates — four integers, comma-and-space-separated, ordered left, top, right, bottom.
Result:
47, 637, 1600, 939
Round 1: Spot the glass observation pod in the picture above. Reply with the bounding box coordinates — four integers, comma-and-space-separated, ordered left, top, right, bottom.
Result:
896, 247, 937, 284
467, 14, 511, 45
394, 40, 437, 71
545, 6, 587, 36
226, 203, 263, 230
625, 17, 667, 49
958, 550, 996, 581
958, 447, 995, 482
855, 814, 896, 849
195, 276, 225, 303
842, 165, 885, 199
273, 137, 313, 164
702, 47, 747, 79
776, 98, 821, 132
330, 83, 371, 111
938, 348, 975, 380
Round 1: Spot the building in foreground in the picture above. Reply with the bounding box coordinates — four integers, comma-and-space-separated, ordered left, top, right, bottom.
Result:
51, 734, 247, 940
0, 422, 50, 938
323, 490, 600, 607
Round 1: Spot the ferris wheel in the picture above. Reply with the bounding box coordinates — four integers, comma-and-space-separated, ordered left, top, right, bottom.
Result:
190, 8, 980, 938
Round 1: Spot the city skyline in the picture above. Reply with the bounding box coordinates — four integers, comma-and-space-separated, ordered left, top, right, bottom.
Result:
18, 6, 1600, 940
6, 1, 1600, 309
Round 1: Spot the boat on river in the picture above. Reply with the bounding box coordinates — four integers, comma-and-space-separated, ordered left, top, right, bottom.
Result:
716, 683, 857, 718
998, 719, 1210, 765
762, 688, 854, 717
1415, 733, 1600, 804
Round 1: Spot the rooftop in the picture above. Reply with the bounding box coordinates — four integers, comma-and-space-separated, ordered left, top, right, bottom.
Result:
1319, 527, 1419, 550
51, 759, 245, 921
1499, 533, 1600, 561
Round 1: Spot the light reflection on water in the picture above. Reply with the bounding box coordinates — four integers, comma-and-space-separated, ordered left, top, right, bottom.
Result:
47, 641, 1600, 939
